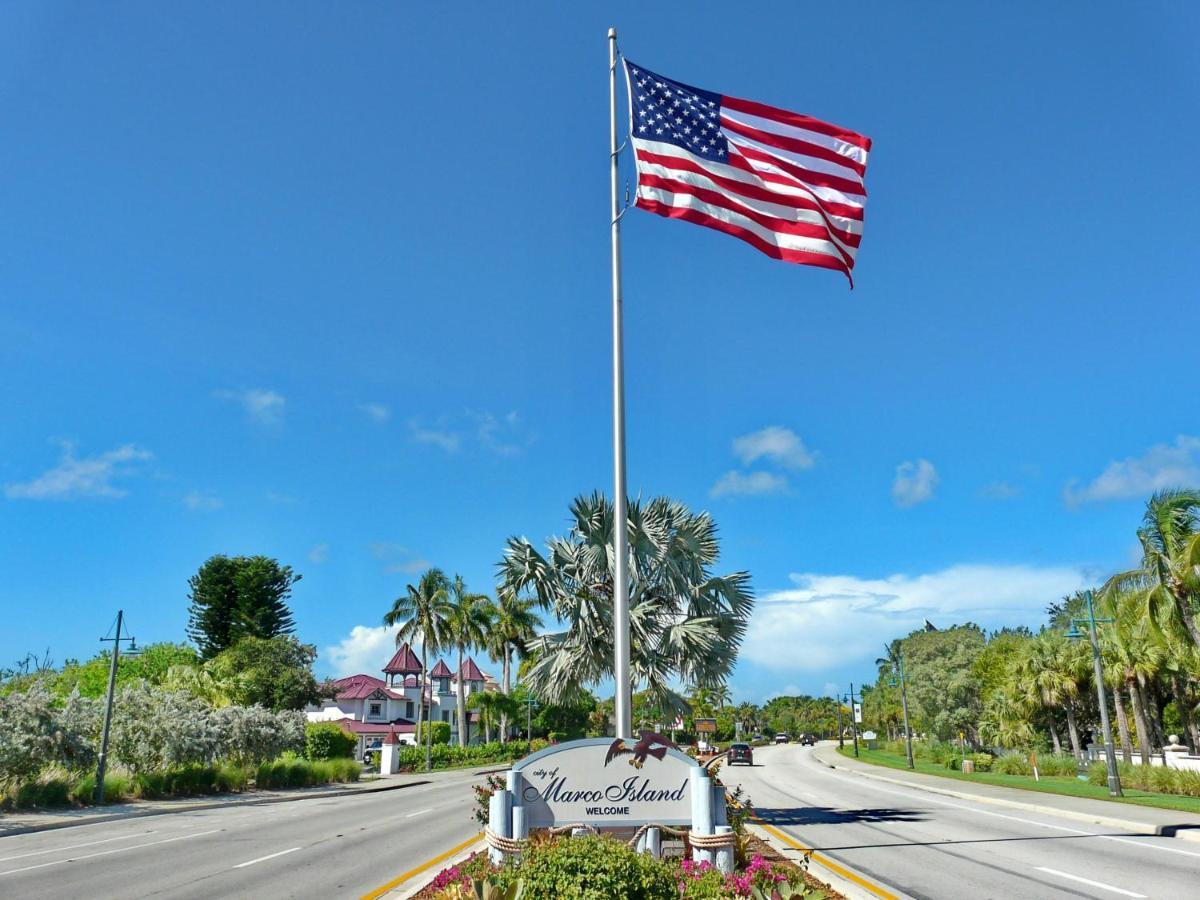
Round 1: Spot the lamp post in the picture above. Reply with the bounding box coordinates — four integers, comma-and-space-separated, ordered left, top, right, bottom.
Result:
844, 685, 859, 758
886, 644, 915, 769
93, 610, 138, 804
1067, 590, 1122, 797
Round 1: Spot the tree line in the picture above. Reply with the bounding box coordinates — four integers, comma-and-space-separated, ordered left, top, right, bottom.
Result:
860, 490, 1200, 762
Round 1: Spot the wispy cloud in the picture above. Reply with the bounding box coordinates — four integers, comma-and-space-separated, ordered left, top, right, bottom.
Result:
5, 443, 153, 500
308, 543, 330, 564
710, 470, 789, 498
183, 490, 223, 511
410, 422, 460, 453
475, 410, 524, 455
892, 459, 938, 507
733, 426, 816, 470
358, 402, 391, 423
216, 388, 286, 425
264, 490, 300, 505
370, 542, 430, 575
744, 563, 1092, 673
1065, 435, 1200, 506
978, 480, 1021, 500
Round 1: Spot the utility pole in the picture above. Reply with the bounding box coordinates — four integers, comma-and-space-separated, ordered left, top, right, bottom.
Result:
849, 684, 859, 758
94, 610, 137, 803
1068, 590, 1122, 797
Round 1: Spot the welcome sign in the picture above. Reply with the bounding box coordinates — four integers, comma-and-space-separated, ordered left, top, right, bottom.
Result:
511, 736, 700, 828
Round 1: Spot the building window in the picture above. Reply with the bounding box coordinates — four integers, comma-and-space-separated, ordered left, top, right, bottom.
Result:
405, 701, 414, 719
369, 702, 382, 718
442, 711, 450, 723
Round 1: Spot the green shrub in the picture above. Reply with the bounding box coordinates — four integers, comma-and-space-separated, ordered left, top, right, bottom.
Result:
395, 739, 547, 772
516, 835, 679, 900
305, 722, 357, 760
416, 721, 452, 745
255, 756, 359, 789
1037, 754, 1079, 777
14, 777, 72, 809
70, 772, 134, 805
969, 752, 994, 772
1090, 761, 1200, 798
993, 754, 1033, 775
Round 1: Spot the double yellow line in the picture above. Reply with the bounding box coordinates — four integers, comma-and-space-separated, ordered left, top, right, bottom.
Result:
359, 832, 483, 900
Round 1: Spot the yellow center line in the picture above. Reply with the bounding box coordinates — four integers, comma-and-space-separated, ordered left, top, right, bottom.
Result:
751, 815, 898, 900
359, 832, 483, 900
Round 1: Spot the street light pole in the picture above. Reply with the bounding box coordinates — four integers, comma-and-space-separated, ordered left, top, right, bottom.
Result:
849, 684, 859, 758
1070, 590, 1122, 797
94, 610, 136, 804
835, 696, 844, 749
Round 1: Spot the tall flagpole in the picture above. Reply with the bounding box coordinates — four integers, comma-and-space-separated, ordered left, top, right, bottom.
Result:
608, 26, 633, 740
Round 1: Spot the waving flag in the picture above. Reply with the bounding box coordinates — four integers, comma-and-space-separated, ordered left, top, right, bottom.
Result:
624, 60, 871, 284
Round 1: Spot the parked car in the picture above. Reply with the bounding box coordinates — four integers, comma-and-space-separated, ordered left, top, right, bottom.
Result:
775, 732, 789, 744
799, 733, 816, 746
727, 742, 754, 765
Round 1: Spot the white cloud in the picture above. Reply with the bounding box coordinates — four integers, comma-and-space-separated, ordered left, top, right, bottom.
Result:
358, 402, 391, 423
308, 543, 330, 564
324, 624, 402, 677
183, 490, 223, 511
410, 422, 460, 452
710, 470, 789, 498
733, 426, 816, 470
216, 388, 286, 425
5, 443, 153, 500
892, 459, 939, 507
744, 563, 1091, 674
979, 480, 1021, 500
1065, 436, 1200, 506
370, 542, 430, 575
475, 410, 523, 455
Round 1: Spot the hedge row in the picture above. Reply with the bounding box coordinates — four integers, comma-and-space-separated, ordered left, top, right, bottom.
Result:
1088, 760, 1200, 798
396, 739, 550, 771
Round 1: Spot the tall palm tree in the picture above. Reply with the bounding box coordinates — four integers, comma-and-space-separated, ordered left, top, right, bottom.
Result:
1015, 631, 1089, 762
1098, 587, 1166, 764
383, 568, 451, 771
978, 683, 1035, 749
487, 586, 543, 740
499, 493, 753, 713
1105, 490, 1200, 650
444, 576, 494, 747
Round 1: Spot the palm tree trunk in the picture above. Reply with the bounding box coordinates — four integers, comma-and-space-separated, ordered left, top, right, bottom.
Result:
1064, 704, 1083, 764
499, 644, 511, 742
1048, 713, 1063, 754
1170, 674, 1197, 754
1127, 674, 1151, 765
1112, 685, 1133, 765
1142, 676, 1167, 754
423, 645, 433, 772
456, 645, 467, 748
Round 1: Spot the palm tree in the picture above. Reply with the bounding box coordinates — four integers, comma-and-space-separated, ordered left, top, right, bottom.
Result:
444, 576, 494, 747
383, 568, 451, 771
978, 683, 1034, 749
1105, 490, 1200, 650
1098, 587, 1166, 764
470, 690, 517, 744
499, 493, 753, 714
486, 586, 543, 740
1015, 631, 1089, 763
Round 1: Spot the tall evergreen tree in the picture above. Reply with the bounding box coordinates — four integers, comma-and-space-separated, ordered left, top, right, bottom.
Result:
186, 555, 300, 658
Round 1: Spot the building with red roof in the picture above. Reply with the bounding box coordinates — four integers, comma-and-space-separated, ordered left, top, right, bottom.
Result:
305, 643, 497, 758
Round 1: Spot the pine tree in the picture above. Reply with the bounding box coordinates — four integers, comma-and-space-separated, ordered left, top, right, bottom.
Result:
186, 555, 300, 658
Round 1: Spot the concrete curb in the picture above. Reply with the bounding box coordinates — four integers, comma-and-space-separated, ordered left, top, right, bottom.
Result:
0, 778, 432, 838
816, 750, 1200, 846
392, 835, 486, 899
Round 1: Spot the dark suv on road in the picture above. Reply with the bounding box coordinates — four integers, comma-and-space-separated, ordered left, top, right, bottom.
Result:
727, 742, 754, 765
799, 733, 816, 746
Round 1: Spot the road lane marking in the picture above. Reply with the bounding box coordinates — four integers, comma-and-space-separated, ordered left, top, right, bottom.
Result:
1034, 866, 1147, 897
0, 831, 158, 862
754, 819, 899, 900
360, 832, 483, 900
405, 808, 433, 818
819, 765, 1200, 859
0, 829, 221, 877
233, 846, 302, 868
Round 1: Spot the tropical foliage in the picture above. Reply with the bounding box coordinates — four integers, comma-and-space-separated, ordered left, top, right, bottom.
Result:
186, 555, 301, 658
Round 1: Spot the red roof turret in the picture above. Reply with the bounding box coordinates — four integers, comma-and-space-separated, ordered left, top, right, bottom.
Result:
429, 659, 453, 678
383, 642, 423, 675
459, 657, 486, 682
383, 725, 399, 745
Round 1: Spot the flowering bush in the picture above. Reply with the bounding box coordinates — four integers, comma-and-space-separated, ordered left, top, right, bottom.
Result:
473, 773, 507, 826
676, 854, 806, 899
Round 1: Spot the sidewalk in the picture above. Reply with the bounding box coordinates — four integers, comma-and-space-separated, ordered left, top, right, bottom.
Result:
0, 763, 509, 838
813, 744, 1200, 844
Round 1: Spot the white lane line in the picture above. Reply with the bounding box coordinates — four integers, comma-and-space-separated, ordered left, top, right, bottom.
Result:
1034, 866, 1147, 897
232, 846, 302, 869
405, 808, 433, 818
0, 831, 158, 862
0, 829, 221, 877
818, 764, 1200, 859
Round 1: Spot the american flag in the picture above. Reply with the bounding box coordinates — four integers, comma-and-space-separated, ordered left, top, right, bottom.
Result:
625, 60, 871, 285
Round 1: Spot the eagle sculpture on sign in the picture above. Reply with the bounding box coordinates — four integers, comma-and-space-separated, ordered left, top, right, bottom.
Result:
604, 731, 678, 768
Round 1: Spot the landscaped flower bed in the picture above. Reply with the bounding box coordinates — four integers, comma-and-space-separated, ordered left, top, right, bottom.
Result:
413, 833, 837, 900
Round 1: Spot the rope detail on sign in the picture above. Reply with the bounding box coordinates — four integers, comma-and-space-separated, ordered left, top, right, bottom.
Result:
686, 830, 736, 849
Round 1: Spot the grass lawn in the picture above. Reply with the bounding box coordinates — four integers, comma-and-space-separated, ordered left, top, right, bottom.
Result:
838, 746, 1200, 816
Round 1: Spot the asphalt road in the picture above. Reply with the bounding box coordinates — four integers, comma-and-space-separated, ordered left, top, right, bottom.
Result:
723, 743, 1200, 900
0, 770, 484, 899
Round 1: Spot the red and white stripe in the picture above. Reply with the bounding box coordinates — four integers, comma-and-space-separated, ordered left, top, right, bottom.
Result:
629, 85, 871, 284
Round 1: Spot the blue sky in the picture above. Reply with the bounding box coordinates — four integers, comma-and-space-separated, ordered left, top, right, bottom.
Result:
3, 3, 1198, 702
